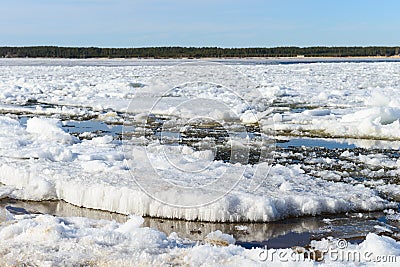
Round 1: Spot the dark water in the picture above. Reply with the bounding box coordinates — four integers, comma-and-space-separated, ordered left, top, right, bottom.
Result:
277, 138, 356, 150
62, 120, 124, 137
18, 116, 125, 139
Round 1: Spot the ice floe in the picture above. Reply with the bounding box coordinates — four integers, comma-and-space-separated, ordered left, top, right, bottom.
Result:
0, 116, 395, 222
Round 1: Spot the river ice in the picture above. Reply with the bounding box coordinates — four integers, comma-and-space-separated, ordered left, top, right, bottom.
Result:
1, 58, 400, 265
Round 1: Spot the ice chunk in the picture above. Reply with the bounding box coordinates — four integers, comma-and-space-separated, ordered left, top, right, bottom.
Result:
26, 117, 77, 145
117, 215, 144, 233
204, 230, 236, 246
0, 208, 14, 222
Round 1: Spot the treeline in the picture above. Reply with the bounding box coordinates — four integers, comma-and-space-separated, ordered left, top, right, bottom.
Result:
1, 46, 400, 58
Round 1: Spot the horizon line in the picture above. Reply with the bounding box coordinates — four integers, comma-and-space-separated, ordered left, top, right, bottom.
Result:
1, 45, 400, 49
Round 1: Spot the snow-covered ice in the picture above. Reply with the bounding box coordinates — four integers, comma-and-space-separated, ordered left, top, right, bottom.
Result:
0, 116, 395, 222
0, 59, 399, 221
1, 58, 400, 264
1, 59, 400, 141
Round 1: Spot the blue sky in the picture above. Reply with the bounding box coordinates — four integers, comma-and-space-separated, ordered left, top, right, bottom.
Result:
1, 0, 399, 47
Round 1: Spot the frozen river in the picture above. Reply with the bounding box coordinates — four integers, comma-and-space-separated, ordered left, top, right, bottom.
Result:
0, 58, 400, 265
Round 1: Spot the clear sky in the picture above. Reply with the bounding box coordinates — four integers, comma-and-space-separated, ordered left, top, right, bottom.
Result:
1, 0, 399, 47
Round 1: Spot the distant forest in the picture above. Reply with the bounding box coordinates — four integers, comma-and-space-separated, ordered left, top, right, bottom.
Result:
1, 46, 400, 58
